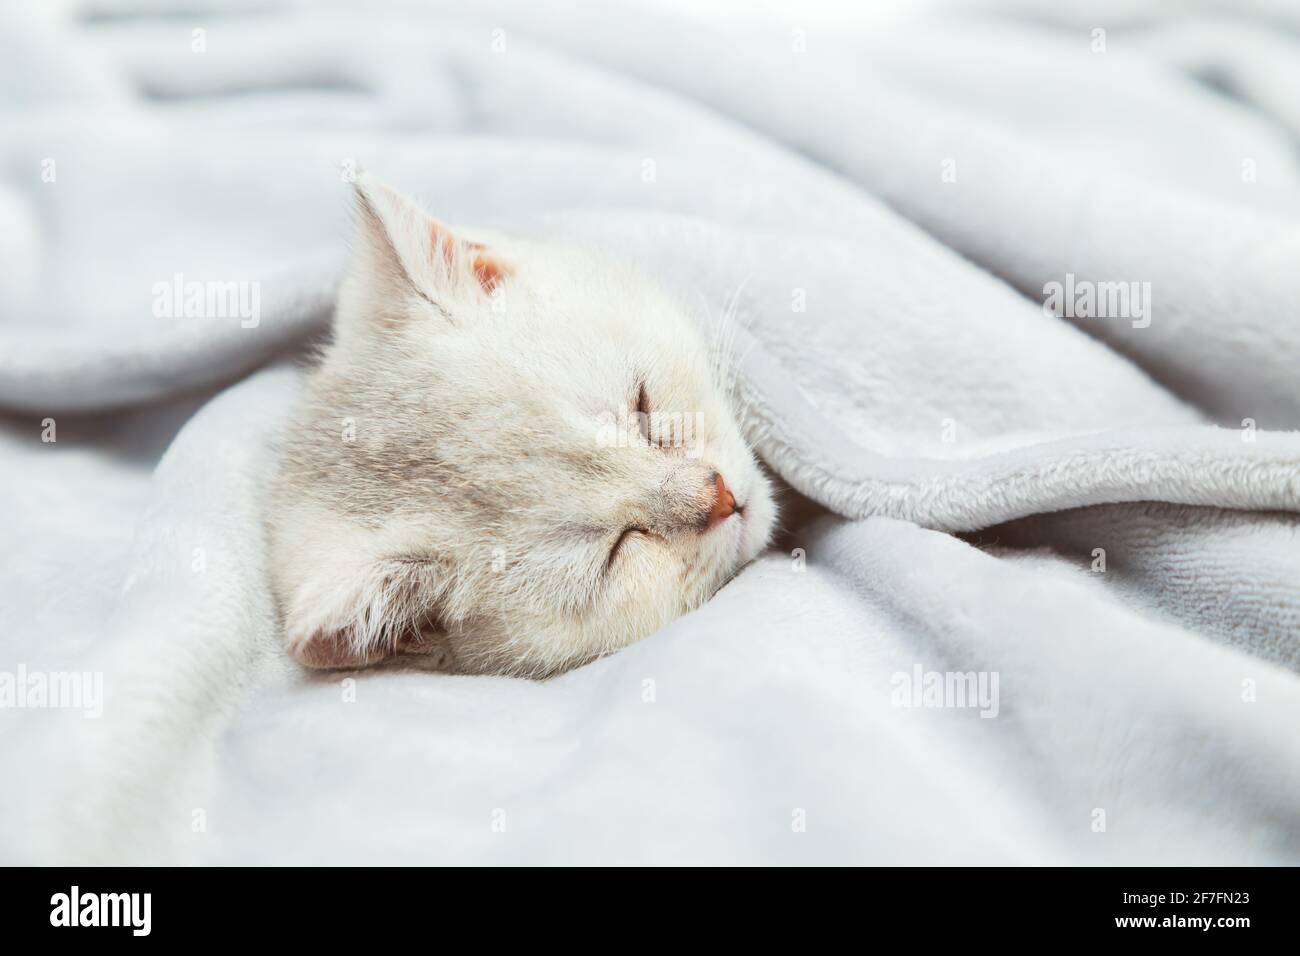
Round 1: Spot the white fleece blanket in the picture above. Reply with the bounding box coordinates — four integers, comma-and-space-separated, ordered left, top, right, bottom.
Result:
2, 0, 1299, 865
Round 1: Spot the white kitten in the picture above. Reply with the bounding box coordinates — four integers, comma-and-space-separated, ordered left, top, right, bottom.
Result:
267, 174, 776, 677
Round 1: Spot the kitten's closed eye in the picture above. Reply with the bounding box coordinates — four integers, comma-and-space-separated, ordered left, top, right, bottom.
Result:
636, 382, 652, 445
636, 382, 677, 451
607, 525, 653, 569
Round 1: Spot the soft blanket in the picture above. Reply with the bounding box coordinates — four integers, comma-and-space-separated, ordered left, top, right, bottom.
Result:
2, 0, 1298, 864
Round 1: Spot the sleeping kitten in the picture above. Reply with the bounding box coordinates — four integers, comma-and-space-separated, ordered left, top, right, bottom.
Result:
267, 174, 775, 678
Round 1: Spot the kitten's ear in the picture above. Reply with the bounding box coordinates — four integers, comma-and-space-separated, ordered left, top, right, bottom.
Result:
350, 173, 509, 312
281, 556, 450, 670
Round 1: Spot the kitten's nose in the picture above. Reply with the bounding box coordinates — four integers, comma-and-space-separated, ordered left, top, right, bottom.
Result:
706, 472, 737, 528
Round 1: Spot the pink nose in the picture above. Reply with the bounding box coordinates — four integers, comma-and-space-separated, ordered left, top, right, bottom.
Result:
706, 472, 737, 528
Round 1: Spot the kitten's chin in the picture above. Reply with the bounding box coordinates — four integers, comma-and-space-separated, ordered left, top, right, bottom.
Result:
735, 479, 777, 564
705, 487, 775, 599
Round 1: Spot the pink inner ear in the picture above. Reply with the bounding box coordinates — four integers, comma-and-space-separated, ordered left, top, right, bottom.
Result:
431, 223, 459, 268
472, 252, 510, 293
430, 222, 510, 294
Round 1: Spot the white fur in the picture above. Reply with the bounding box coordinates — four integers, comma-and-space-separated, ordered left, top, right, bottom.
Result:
268, 174, 776, 677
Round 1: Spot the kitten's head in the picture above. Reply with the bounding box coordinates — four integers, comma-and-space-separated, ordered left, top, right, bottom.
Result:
269, 175, 775, 677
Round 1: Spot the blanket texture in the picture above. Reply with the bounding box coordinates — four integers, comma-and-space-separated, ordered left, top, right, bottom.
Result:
2, 0, 1298, 865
